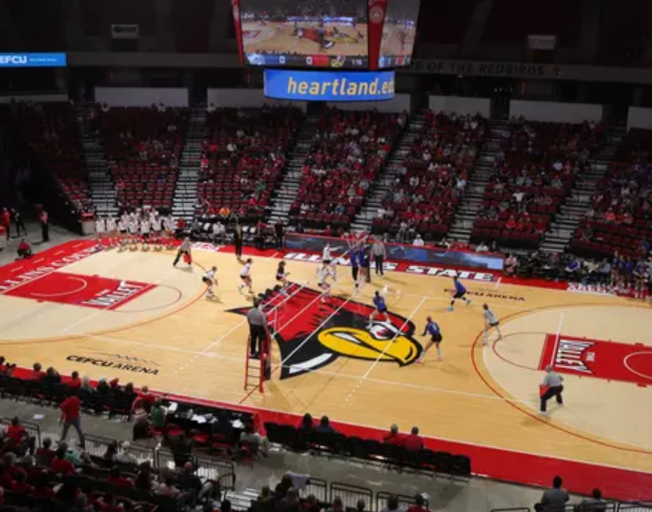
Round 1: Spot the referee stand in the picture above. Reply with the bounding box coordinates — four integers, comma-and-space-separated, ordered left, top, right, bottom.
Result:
244, 334, 271, 393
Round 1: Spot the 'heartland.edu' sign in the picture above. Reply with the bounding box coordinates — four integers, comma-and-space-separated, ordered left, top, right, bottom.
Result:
410, 59, 560, 79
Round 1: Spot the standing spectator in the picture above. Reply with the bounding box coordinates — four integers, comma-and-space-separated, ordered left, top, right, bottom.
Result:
372, 237, 386, 276
537, 476, 569, 511
39, 208, 49, 243
540, 365, 564, 414
246, 298, 269, 359
10, 209, 26, 237
59, 392, 85, 448
1, 208, 11, 239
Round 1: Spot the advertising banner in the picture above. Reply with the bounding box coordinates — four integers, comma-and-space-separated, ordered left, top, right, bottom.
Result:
0, 53, 67, 68
367, 0, 388, 70
264, 69, 395, 102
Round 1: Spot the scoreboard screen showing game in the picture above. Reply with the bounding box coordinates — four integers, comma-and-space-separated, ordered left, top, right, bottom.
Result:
239, 0, 369, 69
377, 0, 420, 68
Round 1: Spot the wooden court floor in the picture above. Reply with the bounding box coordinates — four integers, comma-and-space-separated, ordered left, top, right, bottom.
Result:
1, 242, 651, 476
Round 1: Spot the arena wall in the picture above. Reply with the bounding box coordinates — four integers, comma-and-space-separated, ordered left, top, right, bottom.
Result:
207, 88, 308, 112
627, 106, 652, 131
428, 95, 491, 117
510, 99, 604, 123
94, 87, 189, 107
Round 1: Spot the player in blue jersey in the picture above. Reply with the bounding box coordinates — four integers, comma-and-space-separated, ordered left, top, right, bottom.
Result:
448, 275, 471, 311
350, 246, 363, 289
368, 290, 389, 328
418, 316, 443, 362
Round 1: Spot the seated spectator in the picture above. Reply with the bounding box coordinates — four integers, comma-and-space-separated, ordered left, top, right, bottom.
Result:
407, 494, 429, 512
68, 371, 82, 388
403, 426, 424, 452
240, 423, 270, 457
96, 491, 122, 512
277, 488, 301, 512
156, 474, 180, 497
16, 239, 32, 259
383, 424, 405, 446
327, 497, 345, 512
381, 495, 403, 512
315, 415, 337, 434
30, 362, 45, 380
107, 465, 133, 487
134, 461, 154, 491
476, 241, 489, 253
537, 475, 569, 511
150, 400, 166, 430
0, 462, 14, 489
413, 234, 424, 247
52, 447, 76, 475
6, 417, 26, 444
81, 376, 95, 393
580, 488, 606, 511
35, 437, 55, 465
10, 471, 32, 494
116, 441, 138, 465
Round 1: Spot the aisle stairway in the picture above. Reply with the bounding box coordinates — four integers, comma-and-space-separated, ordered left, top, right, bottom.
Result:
540, 123, 625, 252
172, 106, 206, 221
268, 114, 320, 224
447, 120, 505, 243
75, 105, 117, 217
350, 115, 425, 233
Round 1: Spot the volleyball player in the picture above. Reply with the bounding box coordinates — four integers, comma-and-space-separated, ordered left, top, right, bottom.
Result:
128, 216, 139, 251
276, 261, 290, 296
418, 316, 443, 362
163, 214, 175, 250
106, 216, 117, 248
482, 304, 502, 344
151, 211, 162, 251
368, 290, 389, 329
448, 275, 471, 311
634, 260, 648, 299
350, 245, 363, 290
234, 223, 244, 260
95, 216, 106, 248
202, 266, 218, 298
238, 258, 254, 295
317, 262, 334, 303
322, 243, 338, 282
117, 215, 128, 250
140, 216, 151, 251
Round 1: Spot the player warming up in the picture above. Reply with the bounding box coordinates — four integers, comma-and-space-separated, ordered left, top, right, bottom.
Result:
482, 304, 502, 344
202, 266, 218, 298
317, 262, 334, 303
368, 290, 389, 329
418, 316, 443, 362
238, 258, 254, 295
276, 261, 291, 296
448, 276, 471, 311
95, 217, 106, 249
173, 237, 192, 268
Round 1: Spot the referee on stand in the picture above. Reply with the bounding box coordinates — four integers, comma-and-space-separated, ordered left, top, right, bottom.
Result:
246, 298, 269, 359
540, 365, 564, 414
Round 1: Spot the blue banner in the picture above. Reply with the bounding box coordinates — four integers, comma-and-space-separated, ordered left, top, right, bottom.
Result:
0, 53, 67, 68
264, 69, 395, 102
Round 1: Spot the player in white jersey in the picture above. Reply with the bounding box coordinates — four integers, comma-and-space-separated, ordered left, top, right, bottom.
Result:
106, 216, 118, 247
163, 215, 175, 249
95, 217, 106, 248
482, 303, 502, 344
317, 262, 334, 302
150, 212, 163, 251
276, 261, 290, 296
140, 217, 151, 250
238, 258, 254, 295
128, 217, 139, 250
322, 243, 339, 282
117, 216, 128, 250
202, 266, 218, 298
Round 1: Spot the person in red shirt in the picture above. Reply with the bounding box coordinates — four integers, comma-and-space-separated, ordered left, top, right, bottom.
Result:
403, 426, 424, 452
35, 438, 56, 465
39, 208, 49, 242
406, 494, 429, 512
10, 471, 32, 494
137, 385, 156, 413
30, 363, 45, 380
107, 466, 134, 488
1, 208, 11, 238
16, 239, 32, 259
382, 424, 405, 446
6, 417, 26, 444
68, 371, 82, 389
51, 448, 76, 475
60, 393, 85, 448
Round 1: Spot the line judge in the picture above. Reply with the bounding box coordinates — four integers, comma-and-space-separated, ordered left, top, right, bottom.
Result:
540, 365, 564, 414
247, 297, 269, 359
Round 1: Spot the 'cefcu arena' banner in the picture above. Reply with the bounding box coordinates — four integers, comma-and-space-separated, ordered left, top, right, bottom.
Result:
264, 69, 395, 102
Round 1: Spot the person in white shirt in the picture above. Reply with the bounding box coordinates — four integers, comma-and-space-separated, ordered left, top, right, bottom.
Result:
128, 218, 139, 250
151, 212, 162, 250
482, 304, 502, 344
238, 258, 254, 295
202, 266, 218, 298
413, 235, 425, 247
117, 217, 128, 250
140, 217, 151, 250
95, 217, 106, 248
476, 241, 489, 253
322, 243, 339, 282
173, 237, 192, 267
212, 221, 226, 245
163, 215, 176, 249
115, 441, 138, 465
317, 263, 334, 303
106, 216, 117, 248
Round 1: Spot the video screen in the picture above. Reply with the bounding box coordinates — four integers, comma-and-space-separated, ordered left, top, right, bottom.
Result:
240, 0, 369, 69
378, 0, 420, 68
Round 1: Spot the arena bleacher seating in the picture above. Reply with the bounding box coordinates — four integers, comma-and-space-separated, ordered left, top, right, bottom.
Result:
373, 111, 487, 241
198, 107, 302, 223
100, 106, 188, 211
290, 108, 404, 230
572, 128, 652, 258
471, 119, 598, 249
11, 102, 91, 212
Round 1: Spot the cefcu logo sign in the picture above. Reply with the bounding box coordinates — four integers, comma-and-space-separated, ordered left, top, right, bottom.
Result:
0, 53, 67, 68
264, 69, 395, 102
